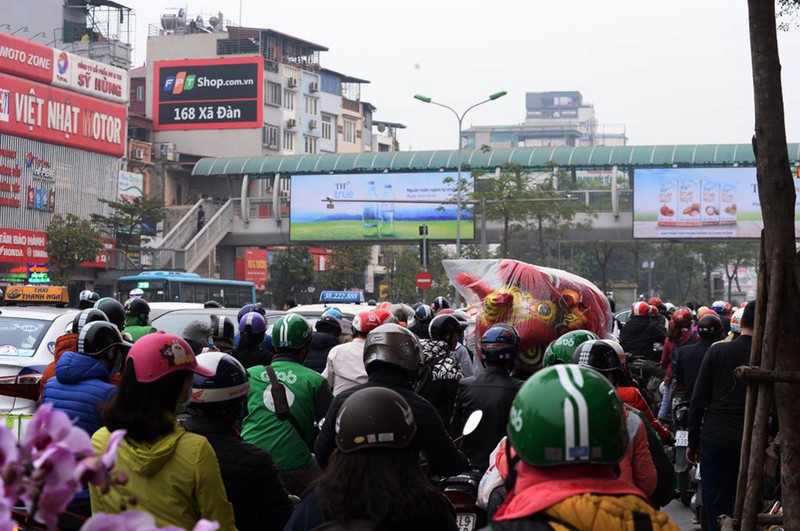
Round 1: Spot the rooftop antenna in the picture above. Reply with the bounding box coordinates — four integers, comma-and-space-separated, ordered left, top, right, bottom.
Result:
239, 0, 242, 26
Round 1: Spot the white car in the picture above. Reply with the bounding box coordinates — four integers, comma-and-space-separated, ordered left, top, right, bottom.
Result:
0, 306, 79, 414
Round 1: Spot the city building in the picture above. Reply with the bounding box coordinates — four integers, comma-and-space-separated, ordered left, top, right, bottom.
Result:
463, 91, 627, 150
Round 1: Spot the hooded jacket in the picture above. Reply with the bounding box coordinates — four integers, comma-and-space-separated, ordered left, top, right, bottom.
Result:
42, 351, 116, 435
90, 419, 236, 530
304, 331, 340, 373
418, 339, 463, 425
40, 332, 78, 396
123, 313, 156, 342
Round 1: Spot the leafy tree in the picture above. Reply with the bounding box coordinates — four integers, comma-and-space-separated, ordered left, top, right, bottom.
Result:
90, 197, 166, 262
719, 242, 759, 301
382, 246, 422, 303
45, 214, 104, 285
266, 246, 315, 306
318, 245, 371, 291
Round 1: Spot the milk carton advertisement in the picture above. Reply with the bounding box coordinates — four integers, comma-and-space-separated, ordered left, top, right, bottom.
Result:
677, 177, 701, 227
701, 180, 721, 226
657, 180, 678, 226
720, 183, 738, 225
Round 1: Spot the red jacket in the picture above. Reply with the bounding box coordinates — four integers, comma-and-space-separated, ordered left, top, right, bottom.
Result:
661, 329, 696, 379
619, 408, 657, 497
616, 386, 671, 444
40, 332, 78, 398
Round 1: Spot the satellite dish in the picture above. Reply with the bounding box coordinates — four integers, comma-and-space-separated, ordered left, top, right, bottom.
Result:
377, 124, 386, 133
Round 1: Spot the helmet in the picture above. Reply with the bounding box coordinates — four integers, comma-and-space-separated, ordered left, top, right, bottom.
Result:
373, 308, 397, 325
414, 305, 434, 323
237, 303, 265, 322
722, 301, 733, 317
187, 352, 249, 417
211, 315, 235, 340
429, 314, 467, 341
697, 313, 724, 340
599, 338, 627, 374
127, 331, 214, 383
631, 301, 650, 317
363, 323, 422, 374
203, 300, 223, 309
94, 298, 125, 330
129, 288, 144, 298
335, 387, 416, 453
648, 297, 663, 308
182, 320, 214, 355
542, 330, 600, 368
507, 365, 628, 466
672, 308, 693, 329
71, 308, 109, 334
124, 297, 150, 318
322, 308, 343, 320
77, 321, 131, 357
431, 296, 451, 312
271, 314, 312, 349
352, 311, 381, 334
315, 314, 342, 336
648, 305, 659, 317
480, 324, 520, 363
571, 340, 623, 374
729, 308, 745, 335
697, 306, 716, 319
79, 290, 100, 302
239, 312, 267, 335
711, 300, 726, 316
663, 302, 676, 314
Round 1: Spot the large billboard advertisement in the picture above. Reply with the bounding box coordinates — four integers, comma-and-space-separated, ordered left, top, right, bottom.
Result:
153, 57, 263, 131
633, 167, 800, 238
290, 172, 474, 242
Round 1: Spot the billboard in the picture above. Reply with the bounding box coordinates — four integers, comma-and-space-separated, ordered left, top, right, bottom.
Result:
244, 248, 267, 290
633, 167, 800, 238
118, 171, 144, 202
0, 73, 126, 157
289, 172, 474, 242
153, 57, 263, 131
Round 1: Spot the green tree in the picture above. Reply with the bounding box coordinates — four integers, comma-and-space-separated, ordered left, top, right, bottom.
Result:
45, 214, 104, 285
318, 246, 371, 290
90, 197, 166, 262
266, 246, 315, 306
382, 245, 422, 303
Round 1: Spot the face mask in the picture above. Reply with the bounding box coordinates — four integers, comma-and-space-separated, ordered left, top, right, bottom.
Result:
175, 395, 192, 415
108, 361, 122, 379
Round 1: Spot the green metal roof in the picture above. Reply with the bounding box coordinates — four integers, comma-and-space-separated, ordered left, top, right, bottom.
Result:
191, 143, 800, 177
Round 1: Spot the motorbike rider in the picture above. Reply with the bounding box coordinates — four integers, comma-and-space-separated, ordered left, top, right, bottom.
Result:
232, 312, 271, 369
674, 313, 724, 403
409, 304, 434, 340
210, 314, 236, 353
78, 290, 100, 310
620, 301, 667, 363
123, 297, 157, 342
432, 295, 451, 314
314, 323, 470, 478
657, 307, 697, 423
489, 365, 678, 530
95, 297, 127, 335
304, 314, 343, 373
711, 300, 732, 337
451, 323, 523, 473
322, 311, 380, 395
418, 314, 466, 424
725, 307, 744, 341
542, 330, 600, 367
439, 309, 475, 377
241, 314, 333, 495
184, 352, 294, 531
182, 320, 215, 355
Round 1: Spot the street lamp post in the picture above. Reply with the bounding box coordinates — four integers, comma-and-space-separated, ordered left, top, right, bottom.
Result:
414, 91, 507, 260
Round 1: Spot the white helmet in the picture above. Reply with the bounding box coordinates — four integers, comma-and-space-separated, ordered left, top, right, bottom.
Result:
129, 288, 145, 298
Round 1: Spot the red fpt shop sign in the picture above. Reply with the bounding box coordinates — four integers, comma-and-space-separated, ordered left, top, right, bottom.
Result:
0, 73, 126, 157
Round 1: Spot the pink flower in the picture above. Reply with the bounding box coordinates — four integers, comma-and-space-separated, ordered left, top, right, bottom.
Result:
81, 511, 219, 531
0, 428, 18, 467
33, 484, 76, 530
21, 404, 93, 458
74, 429, 126, 491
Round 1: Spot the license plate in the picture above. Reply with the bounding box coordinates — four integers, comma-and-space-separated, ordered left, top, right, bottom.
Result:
675, 430, 689, 447
457, 513, 476, 531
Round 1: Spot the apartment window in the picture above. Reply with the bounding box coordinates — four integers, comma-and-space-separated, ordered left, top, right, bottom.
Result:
283, 89, 295, 110
304, 95, 318, 115
343, 119, 357, 144
135, 85, 144, 101
304, 135, 317, 154
283, 130, 295, 151
266, 82, 281, 106
321, 115, 333, 140
262, 125, 279, 149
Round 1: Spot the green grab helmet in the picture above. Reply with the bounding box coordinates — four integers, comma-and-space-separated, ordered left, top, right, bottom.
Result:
542, 330, 600, 368
271, 314, 312, 349
507, 364, 628, 467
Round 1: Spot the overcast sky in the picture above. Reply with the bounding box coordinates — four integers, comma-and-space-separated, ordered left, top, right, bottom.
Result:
124, 0, 800, 152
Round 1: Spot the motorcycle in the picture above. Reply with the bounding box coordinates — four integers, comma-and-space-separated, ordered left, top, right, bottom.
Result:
626, 350, 665, 418
440, 410, 485, 531
671, 398, 695, 507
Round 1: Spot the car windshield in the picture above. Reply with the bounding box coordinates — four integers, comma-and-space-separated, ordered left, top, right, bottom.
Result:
0, 317, 49, 357
152, 312, 224, 336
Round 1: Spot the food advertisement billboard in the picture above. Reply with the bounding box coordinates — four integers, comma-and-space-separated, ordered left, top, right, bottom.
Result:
153, 57, 263, 131
633, 167, 800, 239
289, 172, 474, 242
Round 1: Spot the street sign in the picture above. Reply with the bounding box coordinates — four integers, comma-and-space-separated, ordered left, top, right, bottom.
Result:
415, 271, 433, 291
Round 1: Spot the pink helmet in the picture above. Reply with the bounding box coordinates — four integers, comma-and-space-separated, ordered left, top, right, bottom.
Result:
128, 331, 215, 383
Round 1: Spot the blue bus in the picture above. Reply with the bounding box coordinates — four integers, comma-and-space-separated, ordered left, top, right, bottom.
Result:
116, 272, 256, 306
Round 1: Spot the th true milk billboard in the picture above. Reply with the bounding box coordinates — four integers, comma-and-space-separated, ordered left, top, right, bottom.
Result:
289, 172, 475, 242
633, 167, 800, 239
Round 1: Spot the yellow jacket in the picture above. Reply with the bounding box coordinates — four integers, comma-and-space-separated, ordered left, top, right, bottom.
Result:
90, 420, 237, 530
543, 493, 678, 530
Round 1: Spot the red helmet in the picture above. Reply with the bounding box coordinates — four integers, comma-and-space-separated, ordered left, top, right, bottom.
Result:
353, 311, 382, 333
672, 308, 692, 329
697, 306, 716, 319
372, 308, 397, 325
722, 301, 733, 317
648, 297, 663, 308
648, 305, 659, 316
632, 301, 650, 317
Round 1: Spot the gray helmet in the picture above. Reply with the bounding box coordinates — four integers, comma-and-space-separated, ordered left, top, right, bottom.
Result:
363, 323, 422, 374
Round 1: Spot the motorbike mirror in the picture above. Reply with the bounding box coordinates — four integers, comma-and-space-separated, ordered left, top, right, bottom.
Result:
462, 410, 483, 437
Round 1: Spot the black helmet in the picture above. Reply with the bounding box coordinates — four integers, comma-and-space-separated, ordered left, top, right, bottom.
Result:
204, 300, 223, 309
429, 314, 466, 341
571, 340, 622, 374
315, 314, 342, 337
187, 352, 249, 418
210, 314, 235, 341
94, 298, 125, 330
78, 290, 100, 310
363, 323, 422, 374
77, 321, 131, 357
71, 308, 109, 334
124, 297, 150, 318
335, 387, 416, 453
432, 296, 451, 312
697, 314, 724, 340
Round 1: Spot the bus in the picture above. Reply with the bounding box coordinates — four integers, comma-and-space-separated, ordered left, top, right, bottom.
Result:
116, 272, 256, 306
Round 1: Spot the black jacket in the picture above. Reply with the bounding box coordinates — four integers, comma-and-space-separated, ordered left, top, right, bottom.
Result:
674, 338, 716, 401
304, 332, 339, 373
450, 365, 523, 473
418, 339, 463, 425
314, 367, 470, 477
231, 342, 272, 370
688, 334, 752, 449
619, 316, 666, 362
182, 416, 294, 531
409, 321, 431, 340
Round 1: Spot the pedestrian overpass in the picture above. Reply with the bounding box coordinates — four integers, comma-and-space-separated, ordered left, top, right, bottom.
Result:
139, 143, 799, 277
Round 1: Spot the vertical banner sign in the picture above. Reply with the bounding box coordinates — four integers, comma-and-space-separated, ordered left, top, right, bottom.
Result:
153, 57, 263, 131
243, 248, 268, 290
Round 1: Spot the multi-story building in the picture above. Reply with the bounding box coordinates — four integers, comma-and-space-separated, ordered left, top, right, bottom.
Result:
463, 91, 627, 150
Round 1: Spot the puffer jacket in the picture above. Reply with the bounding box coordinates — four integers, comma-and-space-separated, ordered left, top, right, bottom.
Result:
304, 331, 339, 373
619, 316, 666, 362
90, 418, 236, 530
124, 313, 156, 342
42, 351, 115, 435
183, 416, 294, 531
418, 339, 463, 424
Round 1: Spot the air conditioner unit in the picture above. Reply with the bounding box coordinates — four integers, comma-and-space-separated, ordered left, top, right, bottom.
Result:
287, 118, 297, 128
309, 119, 318, 130
309, 82, 319, 93
132, 148, 144, 160
267, 142, 278, 150
287, 78, 298, 88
